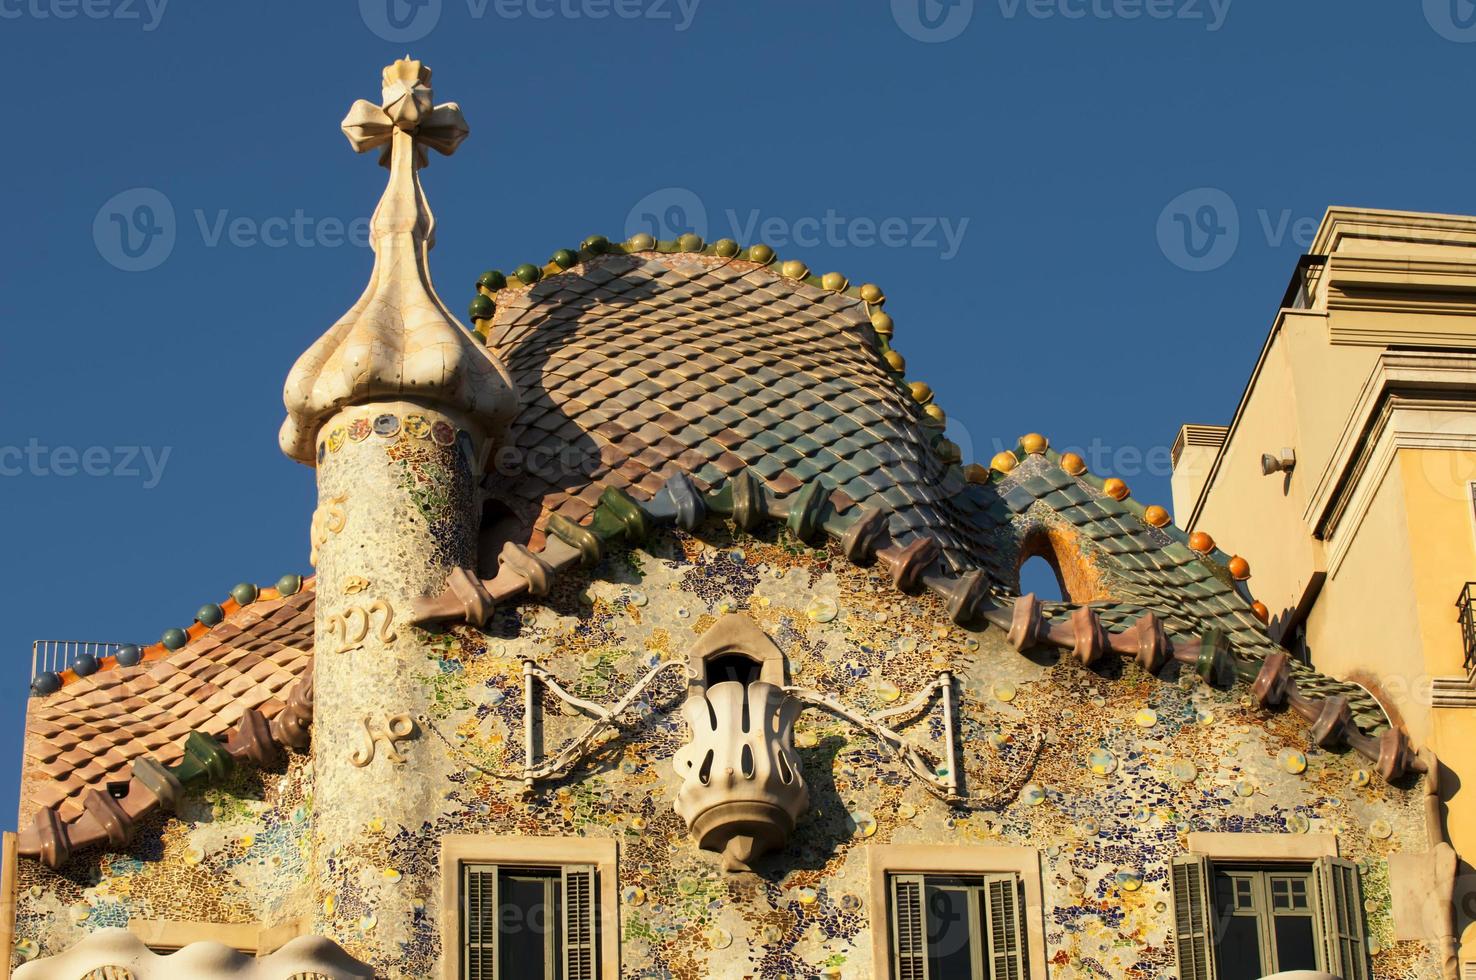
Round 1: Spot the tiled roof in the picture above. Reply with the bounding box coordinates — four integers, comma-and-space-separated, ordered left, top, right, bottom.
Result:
479, 248, 1011, 581
21, 582, 316, 827
994, 451, 1388, 732
20, 238, 1412, 867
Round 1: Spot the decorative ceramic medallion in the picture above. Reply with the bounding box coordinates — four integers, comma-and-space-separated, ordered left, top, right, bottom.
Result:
806, 597, 838, 623
1278, 748, 1308, 774
403, 414, 431, 439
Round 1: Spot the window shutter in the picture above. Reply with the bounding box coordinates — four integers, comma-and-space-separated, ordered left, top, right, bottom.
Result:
462, 863, 499, 980
982, 873, 1028, 980
890, 874, 930, 980
562, 864, 598, 980
1170, 855, 1218, 980
1316, 857, 1371, 980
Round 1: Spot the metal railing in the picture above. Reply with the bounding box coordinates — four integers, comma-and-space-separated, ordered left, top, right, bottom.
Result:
30, 640, 133, 680
1458, 583, 1476, 673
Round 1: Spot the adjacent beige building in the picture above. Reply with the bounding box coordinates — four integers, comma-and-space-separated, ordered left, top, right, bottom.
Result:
1174, 206, 1476, 958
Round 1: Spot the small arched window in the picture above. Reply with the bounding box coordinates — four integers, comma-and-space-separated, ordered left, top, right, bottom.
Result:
685, 613, 788, 690
1018, 554, 1066, 602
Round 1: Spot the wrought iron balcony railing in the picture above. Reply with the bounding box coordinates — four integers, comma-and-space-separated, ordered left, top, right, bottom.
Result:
1457, 583, 1476, 673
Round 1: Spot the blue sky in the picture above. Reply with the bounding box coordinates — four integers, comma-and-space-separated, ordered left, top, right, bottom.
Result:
2, 0, 1474, 830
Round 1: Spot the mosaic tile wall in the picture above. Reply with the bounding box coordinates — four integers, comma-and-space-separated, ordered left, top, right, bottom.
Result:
11, 520, 1440, 979
11, 753, 315, 966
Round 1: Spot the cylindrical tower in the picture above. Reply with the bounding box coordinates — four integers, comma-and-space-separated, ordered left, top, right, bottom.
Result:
278, 58, 517, 973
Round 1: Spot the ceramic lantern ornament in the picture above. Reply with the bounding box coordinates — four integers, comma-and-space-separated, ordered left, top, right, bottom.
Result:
671, 614, 809, 871
673, 678, 809, 872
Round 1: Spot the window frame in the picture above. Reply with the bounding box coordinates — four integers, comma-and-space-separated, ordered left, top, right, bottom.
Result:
439, 835, 619, 980
868, 844, 1047, 979
1177, 832, 1370, 980
1210, 862, 1320, 976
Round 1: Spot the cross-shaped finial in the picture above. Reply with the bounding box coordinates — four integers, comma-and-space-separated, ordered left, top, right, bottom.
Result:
280, 57, 514, 468
340, 57, 469, 167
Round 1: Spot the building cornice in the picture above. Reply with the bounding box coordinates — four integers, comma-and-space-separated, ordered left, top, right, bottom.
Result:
1306, 352, 1476, 562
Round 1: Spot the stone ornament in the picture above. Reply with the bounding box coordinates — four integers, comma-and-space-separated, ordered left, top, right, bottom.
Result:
350, 713, 417, 768
280, 58, 517, 464
309, 493, 348, 567
324, 599, 396, 655
11, 928, 373, 979
673, 679, 809, 873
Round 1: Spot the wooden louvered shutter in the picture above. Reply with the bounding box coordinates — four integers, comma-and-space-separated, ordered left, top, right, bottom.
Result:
1170, 855, 1219, 980
1316, 857, 1371, 980
462, 863, 499, 980
890, 874, 930, 980
562, 864, 598, 980
982, 873, 1028, 980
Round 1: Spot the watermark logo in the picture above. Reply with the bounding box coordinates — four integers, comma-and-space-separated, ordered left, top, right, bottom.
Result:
93, 188, 176, 273
892, 0, 974, 42
361, 0, 698, 40
0, 441, 171, 488
995, 0, 1232, 31
1157, 187, 1240, 272
1425, 0, 1476, 41
625, 187, 709, 242
359, 0, 442, 42
94, 188, 373, 272
0, 0, 169, 31
624, 188, 971, 260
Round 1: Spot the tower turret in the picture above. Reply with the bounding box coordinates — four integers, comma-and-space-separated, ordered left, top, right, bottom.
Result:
279, 58, 517, 970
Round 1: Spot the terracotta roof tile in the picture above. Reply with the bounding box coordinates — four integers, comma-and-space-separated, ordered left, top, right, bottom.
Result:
19, 582, 316, 825
483, 252, 1003, 575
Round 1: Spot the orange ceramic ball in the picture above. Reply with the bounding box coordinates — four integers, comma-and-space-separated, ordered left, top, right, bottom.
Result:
963, 463, 991, 485
1143, 505, 1171, 528
884, 350, 906, 373
1102, 478, 1130, 501
1188, 531, 1215, 554
909, 381, 934, 405
1251, 601, 1269, 623
1059, 452, 1087, 476
1228, 556, 1251, 580
1020, 433, 1049, 455
990, 451, 1019, 474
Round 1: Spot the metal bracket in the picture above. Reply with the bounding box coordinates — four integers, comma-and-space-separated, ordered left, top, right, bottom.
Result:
784, 672, 1042, 808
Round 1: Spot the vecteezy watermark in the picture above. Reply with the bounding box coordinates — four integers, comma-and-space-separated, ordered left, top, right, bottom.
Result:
996, 0, 1232, 30
892, 0, 1231, 41
891, 0, 975, 42
93, 188, 176, 273
359, 0, 699, 42
1157, 188, 1431, 272
94, 188, 371, 272
0, 0, 168, 30
1424, 0, 1476, 42
625, 188, 971, 261
978, 435, 1176, 479
1156, 188, 1241, 272
0, 441, 171, 489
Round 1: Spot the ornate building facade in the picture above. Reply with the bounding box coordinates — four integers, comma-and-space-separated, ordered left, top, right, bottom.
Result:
1, 61, 1463, 980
